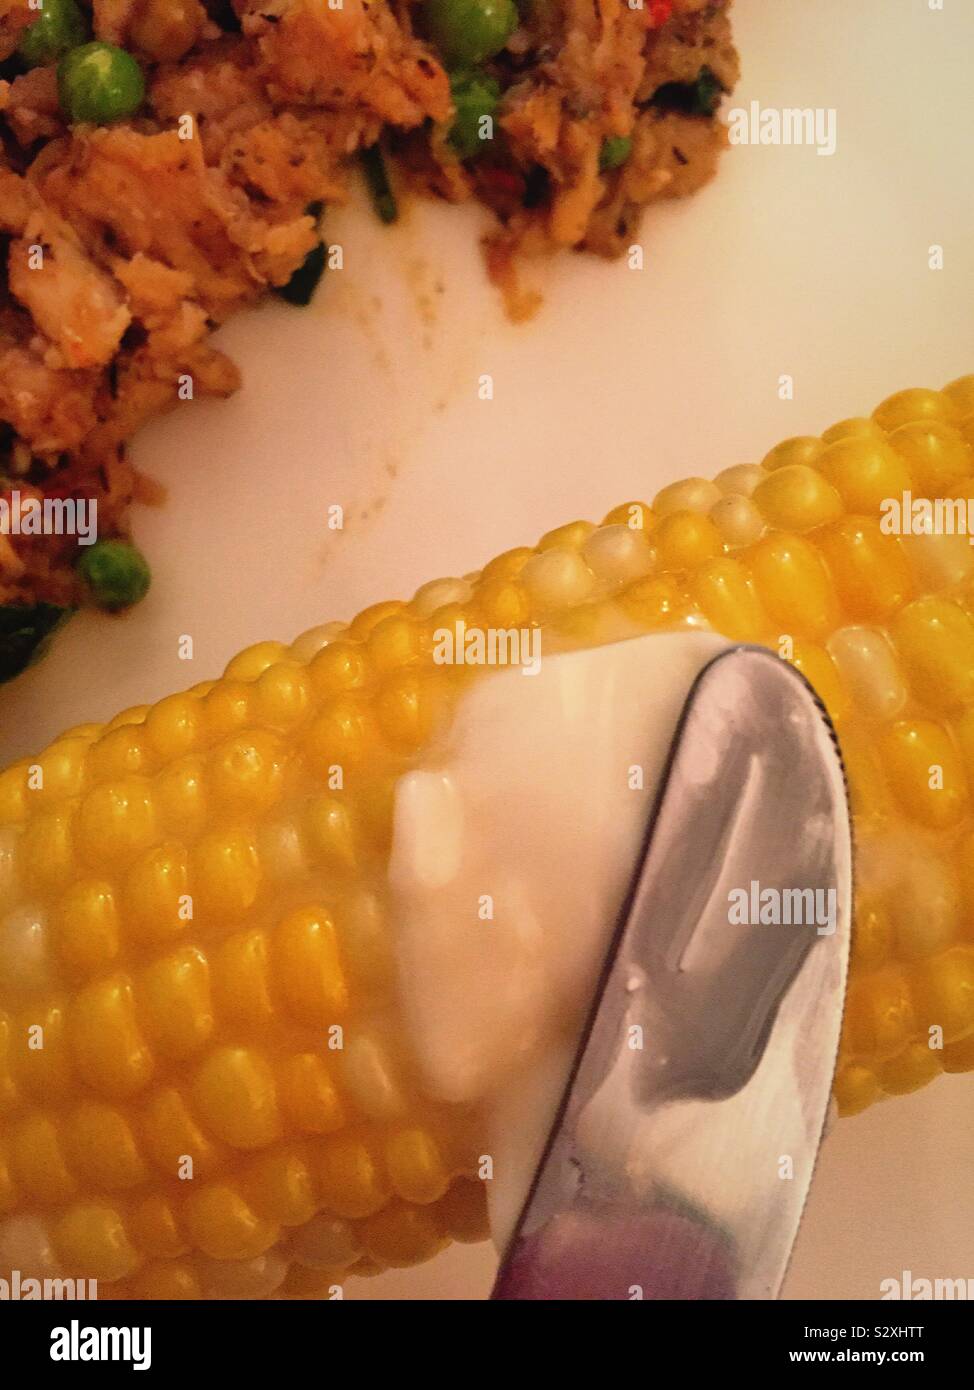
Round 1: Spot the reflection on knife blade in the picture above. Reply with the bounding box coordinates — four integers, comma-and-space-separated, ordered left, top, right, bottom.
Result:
492, 645, 853, 1301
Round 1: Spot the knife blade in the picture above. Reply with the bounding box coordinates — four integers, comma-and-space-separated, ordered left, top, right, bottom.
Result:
491, 644, 853, 1301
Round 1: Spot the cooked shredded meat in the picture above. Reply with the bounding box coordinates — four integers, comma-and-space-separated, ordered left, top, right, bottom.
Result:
0, 0, 737, 612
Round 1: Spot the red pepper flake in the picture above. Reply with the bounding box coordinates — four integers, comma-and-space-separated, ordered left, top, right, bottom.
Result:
649, 0, 674, 27
477, 166, 526, 202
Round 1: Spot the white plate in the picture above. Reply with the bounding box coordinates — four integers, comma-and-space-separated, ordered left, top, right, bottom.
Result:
2, 0, 973, 1299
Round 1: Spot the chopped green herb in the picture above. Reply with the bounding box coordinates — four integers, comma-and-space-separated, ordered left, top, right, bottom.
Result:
650, 66, 723, 118
0, 603, 74, 684
276, 241, 327, 306
599, 136, 632, 172
359, 145, 398, 225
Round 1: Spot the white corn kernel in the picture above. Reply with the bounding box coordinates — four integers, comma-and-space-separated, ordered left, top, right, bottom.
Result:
520, 549, 594, 610
710, 494, 765, 547
714, 464, 765, 497
827, 627, 907, 721
581, 525, 655, 585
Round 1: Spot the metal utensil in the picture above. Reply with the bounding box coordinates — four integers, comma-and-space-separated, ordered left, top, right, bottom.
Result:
492, 644, 852, 1300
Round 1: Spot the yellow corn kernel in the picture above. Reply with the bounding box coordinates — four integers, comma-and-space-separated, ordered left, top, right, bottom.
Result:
145, 695, 202, 763
817, 518, 912, 620
359, 1200, 446, 1268
223, 641, 288, 683
2, 377, 974, 1303
70, 975, 154, 1099
255, 662, 312, 728
891, 597, 974, 711
274, 906, 347, 1024
820, 436, 912, 515
278, 1053, 345, 1136
749, 533, 838, 639
601, 500, 654, 531
62, 1102, 149, 1191
873, 387, 958, 433
912, 947, 974, 1044
190, 1046, 282, 1150
78, 780, 156, 869
880, 1043, 942, 1096
128, 1195, 187, 1259
30, 739, 88, 806
20, 807, 75, 894
13, 1000, 73, 1101
654, 512, 722, 569
652, 477, 721, 518
53, 880, 120, 977
140, 1086, 226, 1180
242, 1146, 317, 1228
201, 681, 253, 743
881, 720, 968, 828
211, 929, 274, 1027
192, 827, 261, 921
888, 420, 972, 496
9, 1111, 77, 1203
537, 519, 596, 551
843, 968, 916, 1062
153, 757, 207, 838
52, 1202, 141, 1282
785, 641, 849, 724
834, 1062, 881, 1117
753, 464, 842, 533
129, 1261, 202, 1299
303, 795, 359, 873
122, 844, 190, 944
312, 1134, 390, 1220
206, 731, 285, 816
436, 1178, 490, 1244
137, 947, 214, 1060
183, 1182, 279, 1261
89, 725, 152, 781
760, 436, 824, 472
690, 558, 765, 642
385, 1128, 451, 1206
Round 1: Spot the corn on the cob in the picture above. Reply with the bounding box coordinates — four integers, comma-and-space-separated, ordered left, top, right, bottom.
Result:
3, 377, 974, 1299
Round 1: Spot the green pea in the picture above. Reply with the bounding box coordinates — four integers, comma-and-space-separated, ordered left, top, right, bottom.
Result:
17, 0, 88, 69
599, 136, 632, 172
57, 42, 145, 125
77, 539, 151, 611
423, 0, 518, 68
449, 71, 500, 160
